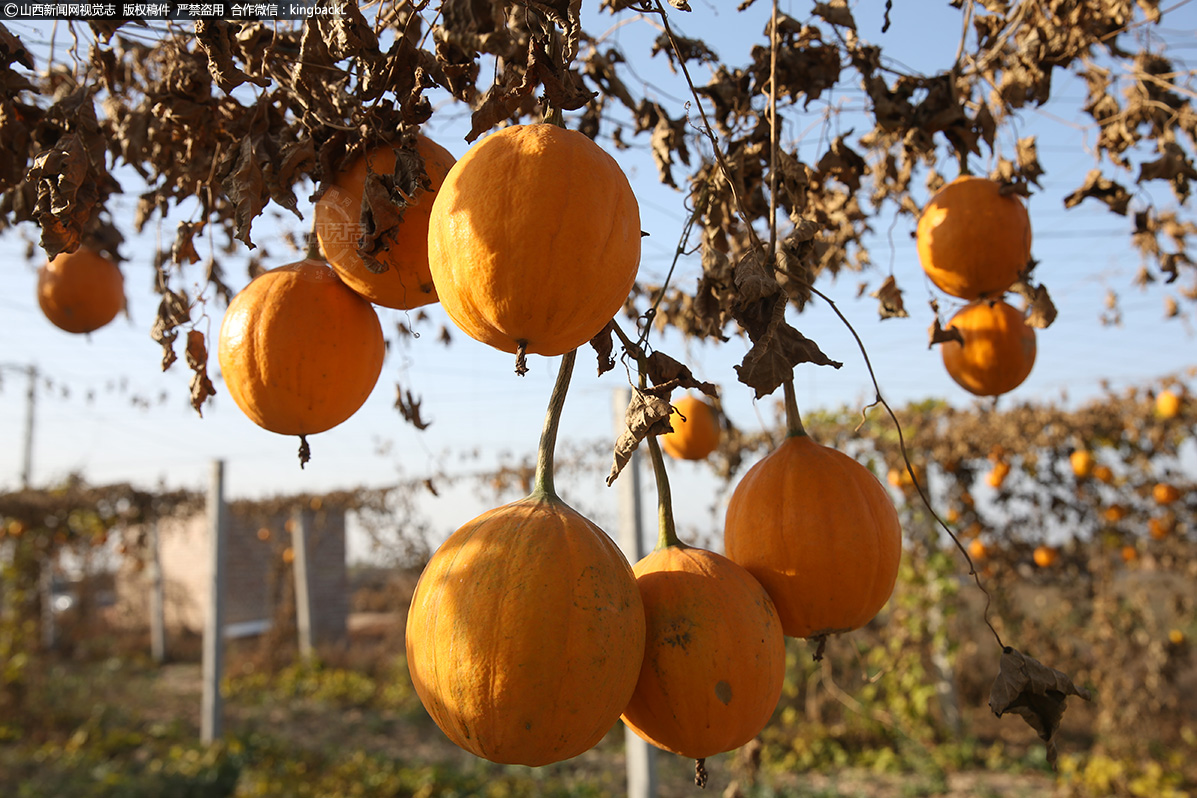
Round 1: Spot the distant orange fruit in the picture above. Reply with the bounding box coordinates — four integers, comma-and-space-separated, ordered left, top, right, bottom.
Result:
1120, 545, 1138, 563
941, 300, 1036, 397
1153, 483, 1181, 505
257, 527, 271, 542
660, 394, 721, 461
916, 175, 1031, 300
1069, 450, 1093, 479
1103, 505, 1127, 523
1033, 545, 1058, 568
37, 247, 126, 334
1148, 516, 1173, 540
1156, 389, 1181, 419
315, 135, 456, 309
986, 460, 1012, 489
968, 538, 988, 561
282, 547, 296, 564
1093, 465, 1114, 484
1169, 629, 1185, 645
945, 507, 961, 524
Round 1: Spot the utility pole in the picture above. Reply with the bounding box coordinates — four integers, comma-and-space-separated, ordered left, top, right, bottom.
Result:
201, 460, 227, 743
148, 520, 166, 664
291, 506, 315, 660
21, 364, 35, 489
613, 388, 658, 798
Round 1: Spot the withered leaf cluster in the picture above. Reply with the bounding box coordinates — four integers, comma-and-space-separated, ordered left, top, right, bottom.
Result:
0, 0, 1192, 417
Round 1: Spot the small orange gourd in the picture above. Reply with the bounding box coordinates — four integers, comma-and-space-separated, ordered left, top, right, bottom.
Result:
621, 436, 785, 768
1093, 464, 1115, 484
986, 460, 1012, 489
1156, 389, 1181, 419
1070, 450, 1094, 479
37, 247, 125, 334
723, 383, 902, 640
941, 299, 1037, 396
406, 351, 645, 766
917, 175, 1031, 299
218, 259, 385, 460
315, 135, 455, 309
427, 124, 641, 372
1153, 482, 1181, 505
1149, 516, 1173, 540
1032, 545, 1058, 568
660, 394, 721, 461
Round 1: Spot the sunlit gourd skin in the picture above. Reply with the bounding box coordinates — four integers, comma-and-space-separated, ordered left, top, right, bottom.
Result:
660, 394, 722, 461
941, 299, 1036, 397
427, 124, 641, 357
315, 135, 455, 309
621, 543, 786, 759
37, 247, 126, 334
917, 176, 1031, 300
724, 431, 903, 640
217, 259, 385, 436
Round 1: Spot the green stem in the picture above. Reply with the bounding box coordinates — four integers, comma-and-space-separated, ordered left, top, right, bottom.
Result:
783, 379, 807, 438
532, 349, 577, 498
645, 432, 682, 551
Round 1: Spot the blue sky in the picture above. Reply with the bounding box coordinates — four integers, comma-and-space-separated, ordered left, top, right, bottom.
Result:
1, 2, 1194, 559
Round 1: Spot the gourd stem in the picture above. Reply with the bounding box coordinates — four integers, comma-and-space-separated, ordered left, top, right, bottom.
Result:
532, 349, 577, 498
645, 431, 681, 551
305, 217, 321, 261
783, 378, 807, 438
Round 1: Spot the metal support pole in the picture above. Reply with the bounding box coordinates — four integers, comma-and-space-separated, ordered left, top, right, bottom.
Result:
291, 506, 314, 660
21, 364, 35, 489
149, 521, 166, 664
613, 388, 657, 798
201, 460, 226, 743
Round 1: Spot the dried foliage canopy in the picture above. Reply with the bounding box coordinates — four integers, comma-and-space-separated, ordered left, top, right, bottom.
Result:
0, 1, 1194, 409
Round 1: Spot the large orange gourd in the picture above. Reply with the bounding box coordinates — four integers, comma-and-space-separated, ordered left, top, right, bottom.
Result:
724, 384, 902, 640
315, 135, 455, 309
917, 175, 1031, 299
406, 351, 645, 766
621, 436, 785, 770
426, 124, 641, 370
37, 247, 125, 334
660, 394, 721, 461
218, 259, 385, 440
941, 299, 1036, 396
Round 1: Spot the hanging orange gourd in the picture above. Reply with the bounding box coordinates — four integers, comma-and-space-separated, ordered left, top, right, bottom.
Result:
621, 433, 785, 783
217, 258, 385, 464
315, 134, 455, 309
941, 299, 1037, 396
660, 394, 722, 461
427, 124, 641, 373
917, 175, 1031, 299
406, 351, 645, 766
724, 382, 902, 642
37, 246, 126, 334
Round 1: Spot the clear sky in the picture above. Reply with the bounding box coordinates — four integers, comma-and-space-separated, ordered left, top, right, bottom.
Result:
1, 2, 1194, 560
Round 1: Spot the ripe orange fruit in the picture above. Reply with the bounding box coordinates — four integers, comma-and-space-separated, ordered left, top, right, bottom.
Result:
218, 259, 385, 438
1153, 483, 1181, 505
1032, 545, 1058, 568
1148, 516, 1173, 540
1120, 545, 1138, 563
37, 247, 125, 333
941, 300, 1036, 396
986, 460, 1012, 489
1103, 504, 1127, 523
1069, 450, 1093, 479
315, 135, 455, 309
916, 176, 1032, 300
282, 547, 296, 564
1093, 464, 1114, 484
968, 538, 988, 561
1156, 389, 1181, 419
660, 394, 721, 461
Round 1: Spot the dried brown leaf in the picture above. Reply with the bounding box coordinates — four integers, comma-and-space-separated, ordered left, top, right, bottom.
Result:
220, 136, 269, 248
589, 321, 617, 376
395, 385, 431, 430
185, 329, 216, 417
1063, 170, 1131, 215
1009, 280, 1058, 329
607, 388, 674, 486
644, 351, 717, 397
735, 298, 842, 399
928, 315, 964, 348
193, 19, 270, 93
989, 647, 1092, 769
871, 275, 909, 319
172, 221, 204, 266
812, 0, 855, 28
